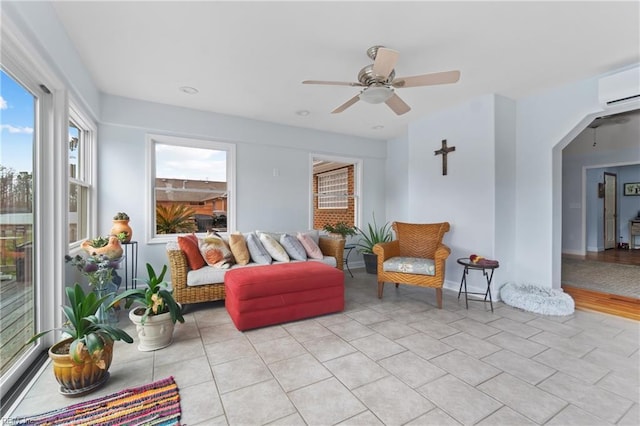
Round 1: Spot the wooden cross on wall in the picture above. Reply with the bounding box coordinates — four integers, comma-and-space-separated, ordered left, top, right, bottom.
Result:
434, 139, 456, 175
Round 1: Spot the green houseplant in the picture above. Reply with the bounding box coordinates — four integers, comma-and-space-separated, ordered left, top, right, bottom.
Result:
81, 235, 124, 260
323, 222, 358, 239
28, 283, 133, 396
112, 263, 184, 351
111, 212, 133, 243
355, 214, 393, 274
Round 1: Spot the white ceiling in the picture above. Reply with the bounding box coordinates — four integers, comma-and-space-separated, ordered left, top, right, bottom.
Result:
51, 1, 640, 140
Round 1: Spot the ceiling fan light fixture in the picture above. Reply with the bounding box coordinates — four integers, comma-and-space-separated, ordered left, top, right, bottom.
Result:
359, 86, 393, 104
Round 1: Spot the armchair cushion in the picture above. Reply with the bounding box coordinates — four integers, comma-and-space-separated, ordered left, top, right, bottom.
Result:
383, 256, 435, 276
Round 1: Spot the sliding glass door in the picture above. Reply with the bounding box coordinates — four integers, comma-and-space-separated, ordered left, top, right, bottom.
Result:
0, 68, 38, 393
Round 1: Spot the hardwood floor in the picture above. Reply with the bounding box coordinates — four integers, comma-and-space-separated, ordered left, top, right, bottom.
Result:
562, 248, 639, 320
563, 285, 640, 321
582, 247, 640, 266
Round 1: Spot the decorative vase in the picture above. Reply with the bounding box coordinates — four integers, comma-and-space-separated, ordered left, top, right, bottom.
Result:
111, 219, 132, 243
81, 236, 123, 259
49, 337, 113, 396
129, 308, 175, 351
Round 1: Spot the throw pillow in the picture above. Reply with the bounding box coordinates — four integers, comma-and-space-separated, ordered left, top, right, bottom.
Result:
259, 232, 290, 262
299, 229, 320, 245
228, 233, 250, 265
199, 233, 234, 268
177, 233, 206, 270
297, 232, 323, 259
280, 233, 307, 261
255, 230, 284, 241
245, 232, 272, 264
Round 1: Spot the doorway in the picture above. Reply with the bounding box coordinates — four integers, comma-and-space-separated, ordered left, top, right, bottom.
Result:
603, 172, 617, 250
560, 110, 640, 318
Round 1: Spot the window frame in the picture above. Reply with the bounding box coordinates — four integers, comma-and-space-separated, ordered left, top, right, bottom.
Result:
67, 100, 97, 249
0, 13, 67, 394
145, 134, 236, 244
309, 154, 362, 230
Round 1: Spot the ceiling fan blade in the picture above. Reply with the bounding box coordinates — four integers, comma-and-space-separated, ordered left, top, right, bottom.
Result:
392, 70, 461, 88
385, 93, 411, 115
372, 47, 399, 79
303, 80, 364, 87
331, 95, 360, 114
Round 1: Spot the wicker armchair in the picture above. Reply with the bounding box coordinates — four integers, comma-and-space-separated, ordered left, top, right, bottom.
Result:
373, 222, 451, 308
167, 236, 345, 306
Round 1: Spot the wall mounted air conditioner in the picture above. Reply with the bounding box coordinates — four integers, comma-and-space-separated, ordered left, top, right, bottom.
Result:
598, 65, 640, 107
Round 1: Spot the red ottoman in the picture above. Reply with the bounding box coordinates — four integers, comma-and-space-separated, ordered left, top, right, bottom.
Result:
224, 262, 344, 331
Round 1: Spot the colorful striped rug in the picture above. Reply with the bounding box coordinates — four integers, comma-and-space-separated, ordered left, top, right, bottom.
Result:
16, 376, 181, 425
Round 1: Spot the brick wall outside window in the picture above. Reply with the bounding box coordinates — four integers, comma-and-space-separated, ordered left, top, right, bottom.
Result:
313, 165, 355, 229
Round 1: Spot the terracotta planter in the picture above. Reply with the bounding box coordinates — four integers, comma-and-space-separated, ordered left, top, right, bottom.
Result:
111, 220, 132, 243
81, 236, 123, 259
49, 337, 113, 396
129, 308, 175, 351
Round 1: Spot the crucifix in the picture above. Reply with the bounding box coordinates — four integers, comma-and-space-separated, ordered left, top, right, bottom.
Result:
434, 139, 456, 175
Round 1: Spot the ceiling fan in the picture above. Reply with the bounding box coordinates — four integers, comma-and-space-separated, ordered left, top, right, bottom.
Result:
303, 46, 461, 115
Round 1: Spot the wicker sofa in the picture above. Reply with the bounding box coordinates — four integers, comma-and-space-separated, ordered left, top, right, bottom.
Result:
166, 235, 345, 306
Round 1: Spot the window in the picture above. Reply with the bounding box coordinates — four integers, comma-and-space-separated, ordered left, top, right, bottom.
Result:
147, 134, 235, 241
318, 169, 349, 209
312, 156, 361, 231
68, 104, 96, 246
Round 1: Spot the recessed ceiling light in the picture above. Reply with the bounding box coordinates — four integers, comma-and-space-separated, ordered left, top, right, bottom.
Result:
296, 110, 310, 116
179, 86, 199, 95
372, 125, 384, 130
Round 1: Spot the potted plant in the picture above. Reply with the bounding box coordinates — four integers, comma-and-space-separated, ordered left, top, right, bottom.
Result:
81, 235, 124, 260
28, 283, 133, 396
355, 214, 393, 274
111, 212, 132, 243
112, 263, 184, 351
323, 222, 358, 240
66, 253, 123, 323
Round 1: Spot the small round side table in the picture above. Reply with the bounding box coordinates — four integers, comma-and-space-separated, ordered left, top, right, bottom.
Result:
456, 257, 499, 312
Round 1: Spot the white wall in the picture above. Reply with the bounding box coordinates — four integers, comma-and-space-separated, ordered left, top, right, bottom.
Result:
405, 94, 497, 294
494, 96, 517, 287
518, 68, 639, 288
3, 1, 101, 119
99, 95, 387, 268
385, 132, 410, 222
518, 77, 604, 288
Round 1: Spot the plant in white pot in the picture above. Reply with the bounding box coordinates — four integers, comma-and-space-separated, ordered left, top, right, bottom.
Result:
112, 263, 184, 351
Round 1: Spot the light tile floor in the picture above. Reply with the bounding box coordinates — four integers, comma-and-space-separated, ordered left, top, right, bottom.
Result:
8, 269, 640, 425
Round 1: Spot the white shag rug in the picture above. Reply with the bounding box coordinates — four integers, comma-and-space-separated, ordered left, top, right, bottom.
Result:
499, 282, 575, 316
